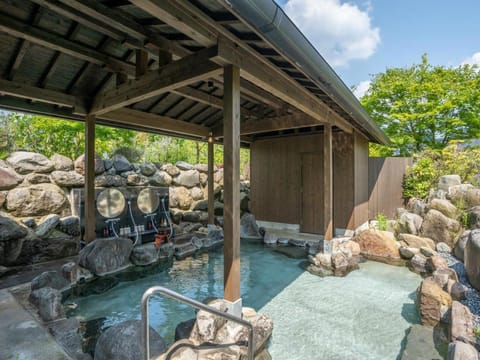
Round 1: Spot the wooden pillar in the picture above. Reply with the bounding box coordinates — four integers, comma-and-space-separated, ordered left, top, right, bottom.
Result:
223, 64, 241, 302
84, 115, 96, 243
207, 134, 215, 225
323, 124, 333, 240
158, 49, 172, 69
136, 49, 148, 79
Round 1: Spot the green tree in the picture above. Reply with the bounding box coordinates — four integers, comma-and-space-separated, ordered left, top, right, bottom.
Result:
361, 54, 480, 156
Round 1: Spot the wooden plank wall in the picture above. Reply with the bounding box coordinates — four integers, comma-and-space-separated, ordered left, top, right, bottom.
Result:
368, 157, 413, 219
353, 132, 369, 228
333, 132, 354, 230
250, 134, 324, 225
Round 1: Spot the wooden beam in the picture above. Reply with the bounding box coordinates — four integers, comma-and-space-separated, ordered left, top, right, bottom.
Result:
0, 13, 136, 76
215, 37, 352, 133
0, 78, 87, 114
223, 64, 241, 303
207, 135, 215, 225
135, 49, 149, 78
324, 124, 333, 240
129, 0, 217, 46
90, 46, 221, 115
7, 40, 30, 81
99, 108, 210, 138
84, 114, 96, 243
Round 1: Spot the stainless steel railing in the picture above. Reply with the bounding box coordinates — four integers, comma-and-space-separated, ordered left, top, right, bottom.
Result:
141, 286, 254, 360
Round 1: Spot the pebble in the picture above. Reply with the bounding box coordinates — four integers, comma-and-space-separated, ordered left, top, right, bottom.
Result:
440, 252, 480, 328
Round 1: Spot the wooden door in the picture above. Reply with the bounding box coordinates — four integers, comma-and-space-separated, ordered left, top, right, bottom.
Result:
301, 153, 324, 233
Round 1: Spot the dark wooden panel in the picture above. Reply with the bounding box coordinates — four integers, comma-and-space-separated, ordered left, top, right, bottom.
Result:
250, 134, 323, 226
301, 153, 323, 233
368, 157, 412, 219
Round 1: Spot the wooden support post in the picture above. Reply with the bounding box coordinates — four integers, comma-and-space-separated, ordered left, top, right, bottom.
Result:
223, 64, 241, 303
158, 49, 172, 68
84, 115, 96, 243
323, 124, 333, 240
135, 49, 148, 79
207, 134, 215, 225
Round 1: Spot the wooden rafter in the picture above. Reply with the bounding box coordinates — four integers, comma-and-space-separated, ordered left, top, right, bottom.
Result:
90, 46, 222, 115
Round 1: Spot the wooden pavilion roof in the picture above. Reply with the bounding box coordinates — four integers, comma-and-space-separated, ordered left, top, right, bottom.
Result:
0, 0, 389, 145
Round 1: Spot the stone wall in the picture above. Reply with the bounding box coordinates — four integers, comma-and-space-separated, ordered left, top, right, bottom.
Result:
0, 151, 250, 266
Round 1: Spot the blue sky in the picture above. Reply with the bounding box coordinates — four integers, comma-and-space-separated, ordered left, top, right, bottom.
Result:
275, 0, 480, 97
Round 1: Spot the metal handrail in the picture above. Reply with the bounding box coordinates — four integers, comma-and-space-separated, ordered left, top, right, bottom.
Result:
141, 286, 254, 360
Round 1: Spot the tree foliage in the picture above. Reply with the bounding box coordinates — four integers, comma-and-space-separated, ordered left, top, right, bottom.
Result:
0, 112, 250, 168
361, 55, 480, 156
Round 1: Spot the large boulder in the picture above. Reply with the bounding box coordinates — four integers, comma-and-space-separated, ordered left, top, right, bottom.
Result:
406, 198, 427, 217
450, 301, 474, 342
438, 175, 462, 192
50, 170, 84, 187
130, 243, 159, 266
74, 153, 105, 175
467, 206, 480, 229
161, 163, 180, 177
430, 199, 458, 219
31, 270, 70, 291
447, 341, 479, 360
190, 187, 204, 201
24, 173, 51, 184
0, 215, 27, 265
173, 169, 200, 188
398, 233, 436, 250
169, 187, 193, 210
47, 318, 86, 359
58, 216, 81, 237
400, 324, 445, 360
149, 171, 172, 186
29, 287, 65, 321
240, 213, 261, 239
79, 238, 133, 275
126, 173, 149, 186
94, 174, 126, 187
139, 162, 157, 177
465, 230, 480, 291
112, 154, 132, 172
353, 229, 403, 265
6, 183, 67, 216
417, 278, 452, 327
455, 230, 470, 261
6, 151, 54, 174
396, 212, 423, 235
94, 320, 167, 360
50, 153, 73, 171
35, 214, 60, 238
0, 167, 21, 190
175, 161, 194, 170
421, 209, 462, 248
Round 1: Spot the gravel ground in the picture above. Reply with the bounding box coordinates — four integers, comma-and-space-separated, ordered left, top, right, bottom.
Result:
440, 252, 480, 327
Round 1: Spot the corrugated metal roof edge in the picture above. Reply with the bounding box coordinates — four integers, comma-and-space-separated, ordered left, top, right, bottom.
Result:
219, 0, 390, 145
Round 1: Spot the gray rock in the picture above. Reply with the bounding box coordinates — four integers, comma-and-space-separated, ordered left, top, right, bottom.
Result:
175, 318, 195, 341
409, 254, 428, 274
289, 238, 308, 247
455, 231, 470, 261
199, 173, 208, 186
447, 341, 478, 360
169, 187, 193, 210
175, 161, 194, 170
139, 162, 157, 176
6, 151, 54, 174
437, 242, 452, 253
94, 174, 127, 187
467, 206, 480, 229
62, 262, 78, 284
74, 153, 105, 175
119, 170, 136, 179
430, 198, 458, 219
29, 287, 65, 322
31, 270, 70, 291
24, 173, 51, 184
47, 318, 87, 359
400, 324, 445, 360
35, 214, 60, 238
126, 173, 149, 186
173, 170, 200, 188
420, 246, 437, 257
0, 215, 28, 241
6, 183, 67, 216
240, 213, 261, 239
421, 209, 462, 248
214, 168, 223, 184
50, 170, 84, 187
194, 164, 208, 173
50, 154, 73, 171
21, 217, 36, 228
439, 175, 462, 192
112, 154, 132, 172
465, 230, 480, 290
58, 216, 81, 237
240, 192, 249, 212
182, 211, 200, 223
161, 163, 180, 177
0, 191, 6, 208
94, 320, 167, 360
399, 246, 418, 259
451, 282, 467, 301
130, 243, 159, 266
407, 198, 427, 217
79, 238, 133, 275
0, 167, 21, 190
103, 159, 113, 171
396, 212, 423, 235
149, 171, 172, 186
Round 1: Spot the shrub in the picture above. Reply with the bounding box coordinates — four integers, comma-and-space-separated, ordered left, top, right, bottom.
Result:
403, 143, 480, 200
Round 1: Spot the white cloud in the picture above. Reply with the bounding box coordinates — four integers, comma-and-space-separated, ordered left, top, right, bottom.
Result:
284, 0, 380, 67
462, 52, 480, 67
352, 80, 371, 98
